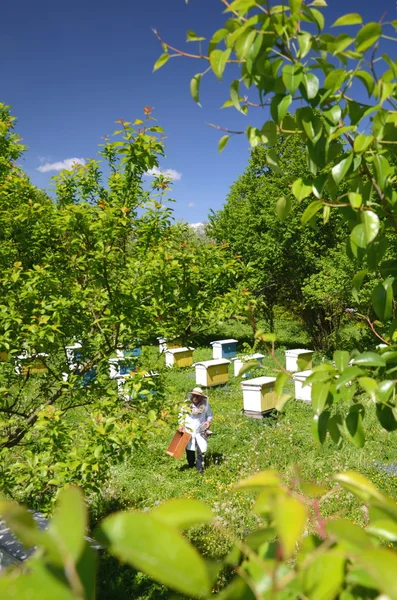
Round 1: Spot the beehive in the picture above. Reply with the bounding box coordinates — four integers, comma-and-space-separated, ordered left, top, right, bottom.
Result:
293, 370, 312, 403
241, 376, 277, 418
210, 339, 238, 360
232, 353, 265, 378
194, 359, 230, 387
157, 337, 182, 353
16, 353, 49, 376
116, 346, 141, 358
157, 337, 167, 353
66, 343, 83, 368
285, 349, 313, 372
0, 351, 8, 361
166, 430, 192, 459
109, 357, 138, 379
165, 347, 194, 368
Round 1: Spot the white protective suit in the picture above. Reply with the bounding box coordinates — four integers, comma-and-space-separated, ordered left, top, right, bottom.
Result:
179, 396, 213, 453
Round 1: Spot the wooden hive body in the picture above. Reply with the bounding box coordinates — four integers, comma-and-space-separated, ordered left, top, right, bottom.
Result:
166, 431, 192, 459
165, 347, 194, 368
210, 339, 238, 360
293, 370, 312, 403
194, 359, 230, 387
285, 349, 313, 372
241, 376, 277, 418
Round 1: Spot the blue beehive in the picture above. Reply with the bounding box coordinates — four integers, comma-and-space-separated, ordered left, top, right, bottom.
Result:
211, 339, 238, 360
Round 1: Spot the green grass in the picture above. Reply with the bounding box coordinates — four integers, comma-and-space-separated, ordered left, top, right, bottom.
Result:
94, 343, 397, 599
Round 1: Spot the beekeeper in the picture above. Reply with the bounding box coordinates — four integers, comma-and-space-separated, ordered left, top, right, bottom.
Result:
178, 387, 213, 474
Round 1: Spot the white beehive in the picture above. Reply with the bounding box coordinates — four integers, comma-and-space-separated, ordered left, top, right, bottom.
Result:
232, 353, 265, 377
65, 342, 83, 369
210, 339, 238, 360
15, 352, 49, 376
241, 376, 277, 418
157, 337, 167, 353
165, 347, 194, 368
293, 370, 312, 403
285, 349, 313, 372
194, 359, 230, 387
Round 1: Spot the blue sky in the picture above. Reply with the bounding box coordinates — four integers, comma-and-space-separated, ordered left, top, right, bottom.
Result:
1, 0, 394, 224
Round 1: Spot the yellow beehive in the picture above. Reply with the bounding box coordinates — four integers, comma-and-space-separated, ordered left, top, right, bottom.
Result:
165, 347, 194, 368
241, 376, 277, 418
194, 359, 230, 387
18, 354, 49, 376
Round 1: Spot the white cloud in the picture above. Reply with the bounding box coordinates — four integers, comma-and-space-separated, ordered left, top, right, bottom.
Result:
37, 157, 86, 173
187, 202, 195, 208
146, 166, 182, 181
190, 222, 204, 229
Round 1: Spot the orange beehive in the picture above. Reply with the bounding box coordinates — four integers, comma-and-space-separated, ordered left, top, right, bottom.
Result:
166, 430, 192, 459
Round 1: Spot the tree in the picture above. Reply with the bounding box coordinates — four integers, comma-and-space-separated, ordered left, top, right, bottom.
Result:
0, 104, 248, 508
209, 136, 357, 349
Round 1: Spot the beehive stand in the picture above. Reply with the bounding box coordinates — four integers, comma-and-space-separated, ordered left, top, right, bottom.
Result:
293, 370, 312, 403
194, 359, 230, 387
241, 376, 277, 418
166, 431, 192, 459
210, 339, 238, 360
285, 349, 313, 372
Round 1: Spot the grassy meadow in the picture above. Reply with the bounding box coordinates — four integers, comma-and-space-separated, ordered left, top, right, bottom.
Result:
92, 320, 397, 599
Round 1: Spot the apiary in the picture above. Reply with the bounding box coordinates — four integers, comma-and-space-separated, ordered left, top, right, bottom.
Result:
210, 339, 238, 360
241, 376, 277, 418
109, 357, 138, 379
285, 349, 313, 372
293, 370, 312, 403
194, 359, 230, 387
165, 347, 194, 368
232, 353, 265, 378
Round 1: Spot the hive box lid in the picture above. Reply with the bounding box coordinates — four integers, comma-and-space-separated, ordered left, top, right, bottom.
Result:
241, 376, 276, 388
233, 353, 265, 362
285, 348, 313, 357
210, 339, 238, 346
165, 347, 194, 354
293, 370, 313, 380
194, 359, 231, 367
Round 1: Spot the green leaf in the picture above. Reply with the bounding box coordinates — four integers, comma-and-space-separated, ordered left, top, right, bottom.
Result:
353, 351, 386, 368
348, 192, 362, 209
297, 32, 312, 58
261, 120, 277, 146
334, 350, 350, 373
151, 499, 213, 529
153, 53, 170, 72
302, 73, 319, 99
289, 0, 302, 15
344, 407, 365, 448
275, 371, 289, 396
210, 48, 231, 81
235, 29, 256, 60
367, 517, 397, 542
350, 224, 367, 256
327, 519, 373, 549
372, 277, 394, 321
302, 549, 345, 600
235, 469, 280, 490
335, 366, 363, 389
335, 472, 393, 505
49, 486, 87, 563
312, 411, 329, 445
331, 154, 353, 185
358, 376, 378, 401
356, 23, 382, 53
358, 549, 397, 599
311, 381, 331, 414
361, 210, 380, 244
274, 495, 307, 558
376, 403, 397, 431
328, 414, 343, 445
266, 149, 282, 174
301, 200, 323, 224
332, 13, 363, 27
292, 178, 312, 201
190, 74, 202, 106
230, 79, 243, 113
323, 105, 341, 125
218, 135, 230, 153
282, 63, 303, 95
355, 70, 375, 96
271, 94, 292, 124
324, 69, 347, 93
275, 196, 291, 220
186, 30, 206, 42
96, 512, 211, 598
354, 134, 374, 153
